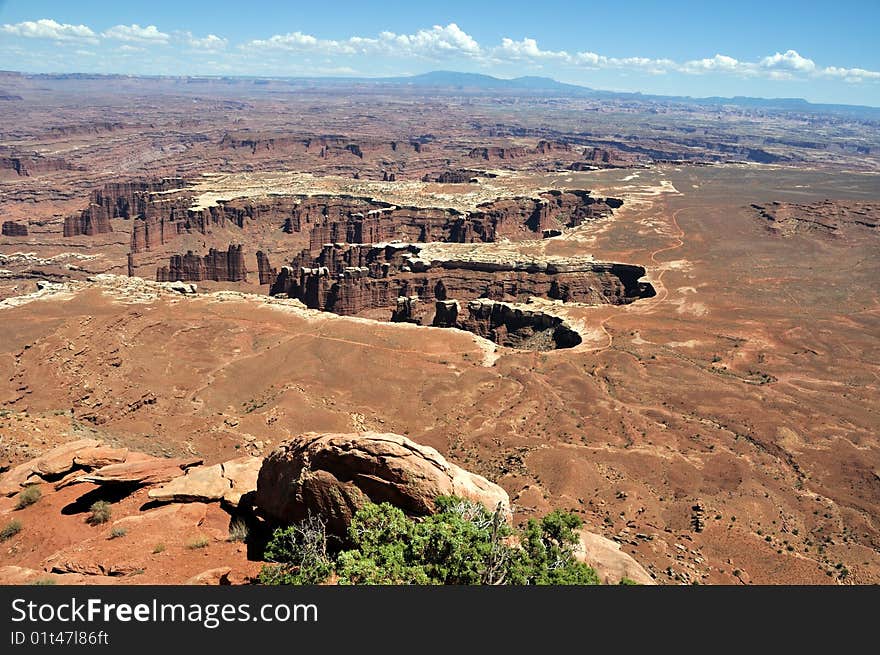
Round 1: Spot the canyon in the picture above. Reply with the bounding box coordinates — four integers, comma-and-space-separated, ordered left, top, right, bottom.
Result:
0, 72, 878, 585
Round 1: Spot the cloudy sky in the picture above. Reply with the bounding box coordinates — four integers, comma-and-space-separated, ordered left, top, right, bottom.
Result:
1, 0, 879, 106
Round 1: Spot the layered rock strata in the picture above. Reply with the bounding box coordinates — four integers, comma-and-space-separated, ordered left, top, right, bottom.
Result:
1, 221, 28, 236
156, 244, 247, 282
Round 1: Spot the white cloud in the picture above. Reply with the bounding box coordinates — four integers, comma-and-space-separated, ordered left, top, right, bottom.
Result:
0, 18, 97, 43
682, 54, 742, 73
250, 31, 322, 50
822, 66, 880, 81
188, 33, 228, 50
760, 49, 816, 72
2, 19, 878, 89
491, 37, 878, 83
246, 23, 481, 59
103, 24, 170, 44
492, 37, 674, 74
382, 23, 481, 57
497, 37, 569, 61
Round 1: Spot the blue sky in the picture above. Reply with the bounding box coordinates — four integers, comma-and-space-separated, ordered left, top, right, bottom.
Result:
1, 0, 879, 105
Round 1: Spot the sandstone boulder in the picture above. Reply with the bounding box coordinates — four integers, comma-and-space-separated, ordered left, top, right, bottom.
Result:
0, 439, 101, 495
0, 566, 45, 584
575, 529, 655, 585
112, 502, 208, 529
34, 439, 102, 477
0, 461, 40, 496
220, 456, 261, 506
0, 566, 112, 585
73, 446, 129, 469
70, 456, 202, 487
255, 432, 510, 535
147, 456, 261, 506
185, 567, 232, 585
148, 464, 229, 503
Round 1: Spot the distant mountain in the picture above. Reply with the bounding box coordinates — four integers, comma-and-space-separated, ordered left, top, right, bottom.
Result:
11, 69, 880, 116
365, 71, 879, 117
389, 71, 589, 94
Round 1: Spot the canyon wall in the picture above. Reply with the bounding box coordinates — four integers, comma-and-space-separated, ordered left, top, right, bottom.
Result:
156, 244, 247, 282
1, 221, 28, 236
255, 251, 277, 286
0, 154, 71, 176
270, 242, 654, 319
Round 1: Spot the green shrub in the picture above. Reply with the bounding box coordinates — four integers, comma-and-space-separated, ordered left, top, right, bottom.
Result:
152, 543, 166, 554
259, 497, 600, 586
187, 535, 210, 549
88, 501, 112, 525
15, 485, 42, 510
227, 518, 249, 543
259, 514, 332, 585
109, 526, 127, 539
1, 519, 22, 541
31, 578, 56, 585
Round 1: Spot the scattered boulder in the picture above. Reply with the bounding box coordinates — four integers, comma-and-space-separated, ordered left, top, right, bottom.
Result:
575, 529, 655, 585
220, 456, 261, 506
0, 566, 113, 586
73, 446, 129, 469
48, 560, 139, 577
0, 439, 101, 495
185, 567, 232, 585
147, 456, 261, 506
148, 464, 229, 504
68, 456, 202, 487
0, 462, 40, 496
255, 432, 510, 535
34, 439, 102, 477
0, 566, 46, 585
112, 502, 208, 529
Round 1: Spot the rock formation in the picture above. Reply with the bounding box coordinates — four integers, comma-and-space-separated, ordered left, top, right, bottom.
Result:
468, 146, 529, 160
218, 133, 428, 161
255, 250, 276, 286
60, 455, 203, 488
0, 439, 102, 495
752, 200, 880, 238
1, 220, 28, 236
147, 456, 261, 507
66, 179, 186, 239
156, 244, 247, 282
0, 154, 71, 176
575, 529, 656, 585
420, 169, 486, 183
269, 241, 653, 347
63, 212, 112, 237
458, 299, 582, 350
254, 432, 511, 536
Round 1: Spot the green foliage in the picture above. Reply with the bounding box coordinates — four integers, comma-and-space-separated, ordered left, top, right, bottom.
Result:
108, 526, 127, 539
15, 485, 42, 510
259, 514, 333, 585
88, 501, 112, 525
152, 543, 166, 554
259, 497, 600, 586
186, 535, 210, 549
619, 577, 639, 585
31, 578, 57, 585
227, 518, 250, 543
1, 519, 22, 541
509, 510, 600, 585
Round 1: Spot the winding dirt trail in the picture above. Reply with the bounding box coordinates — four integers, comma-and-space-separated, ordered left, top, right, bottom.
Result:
581, 203, 690, 353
